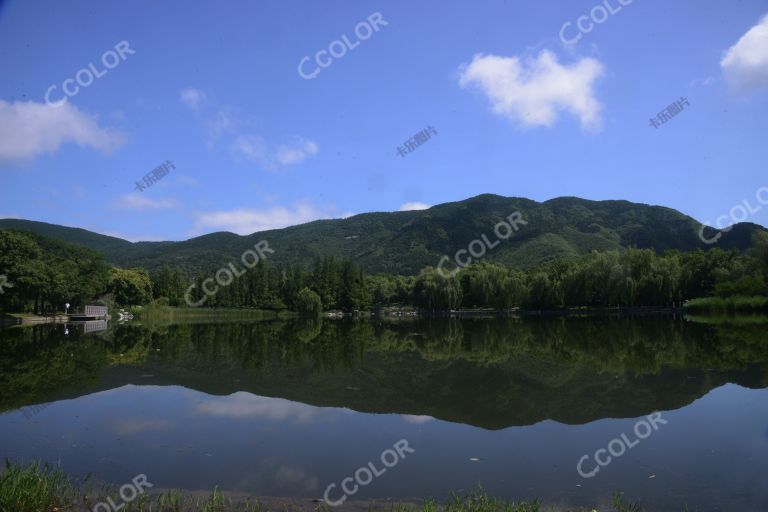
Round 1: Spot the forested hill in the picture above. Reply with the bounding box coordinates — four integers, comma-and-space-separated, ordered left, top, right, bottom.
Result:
1, 194, 765, 276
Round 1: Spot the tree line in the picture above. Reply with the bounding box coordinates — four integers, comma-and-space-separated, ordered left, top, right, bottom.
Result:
414, 241, 767, 311
1, 228, 766, 313
0, 230, 151, 313
150, 231, 768, 312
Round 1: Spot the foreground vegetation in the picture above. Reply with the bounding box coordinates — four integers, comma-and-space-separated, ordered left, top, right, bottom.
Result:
132, 304, 293, 322
683, 295, 768, 314
0, 460, 666, 512
1, 228, 767, 314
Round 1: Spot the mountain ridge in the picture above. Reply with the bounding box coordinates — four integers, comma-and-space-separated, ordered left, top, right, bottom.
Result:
1, 194, 765, 276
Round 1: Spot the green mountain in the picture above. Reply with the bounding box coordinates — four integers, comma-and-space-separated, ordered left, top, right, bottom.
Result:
1, 194, 764, 275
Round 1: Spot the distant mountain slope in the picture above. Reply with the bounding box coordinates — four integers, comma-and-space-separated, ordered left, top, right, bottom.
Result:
1, 194, 765, 276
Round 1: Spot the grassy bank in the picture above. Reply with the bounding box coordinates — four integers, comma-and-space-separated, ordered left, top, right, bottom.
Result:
0, 460, 673, 512
683, 295, 768, 314
133, 305, 297, 323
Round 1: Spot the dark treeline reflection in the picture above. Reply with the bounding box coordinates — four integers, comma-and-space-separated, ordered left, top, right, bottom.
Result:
2, 316, 766, 428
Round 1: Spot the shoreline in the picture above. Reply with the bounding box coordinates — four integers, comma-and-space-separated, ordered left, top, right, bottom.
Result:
0, 460, 653, 512
3, 304, 767, 327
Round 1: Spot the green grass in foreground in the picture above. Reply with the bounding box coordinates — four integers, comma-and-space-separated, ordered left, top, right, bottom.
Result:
2, 313, 44, 318
685, 312, 768, 325
133, 304, 297, 323
683, 295, 768, 314
0, 460, 686, 512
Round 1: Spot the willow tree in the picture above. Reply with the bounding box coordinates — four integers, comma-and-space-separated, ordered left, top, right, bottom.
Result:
413, 267, 462, 312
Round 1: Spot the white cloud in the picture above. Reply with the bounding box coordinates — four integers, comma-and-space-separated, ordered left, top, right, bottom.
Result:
401, 414, 434, 424
721, 14, 768, 93
179, 87, 207, 110
231, 135, 319, 170
399, 202, 431, 211
194, 203, 337, 235
276, 138, 319, 165
195, 392, 322, 423
175, 174, 199, 187
179, 90, 316, 168
112, 193, 179, 210
458, 50, 604, 130
0, 99, 125, 162
231, 134, 269, 161
207, 108, 235, 145
689, 76, 717, 88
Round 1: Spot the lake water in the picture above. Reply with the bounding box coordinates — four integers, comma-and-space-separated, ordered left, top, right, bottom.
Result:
1, 316, 766, 511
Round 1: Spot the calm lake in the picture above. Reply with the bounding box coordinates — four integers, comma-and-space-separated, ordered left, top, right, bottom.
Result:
1, 316, 766, 511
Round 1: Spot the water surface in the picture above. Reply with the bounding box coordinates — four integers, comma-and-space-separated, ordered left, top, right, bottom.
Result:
1, 316, 766, 511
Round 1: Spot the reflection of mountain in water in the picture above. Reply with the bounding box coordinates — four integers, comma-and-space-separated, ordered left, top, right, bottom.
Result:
1, 317, 766, 430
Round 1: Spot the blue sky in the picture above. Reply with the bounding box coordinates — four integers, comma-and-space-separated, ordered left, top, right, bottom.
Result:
1, 0, 767, 241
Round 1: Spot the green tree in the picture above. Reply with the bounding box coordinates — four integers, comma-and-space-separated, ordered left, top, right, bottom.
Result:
367, 275, 397, 307
0, 230, 109, 313
524, 271, 561, 309
295, 287, 323, 316
108, 268, 153, 306
413, 267, 462, 311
